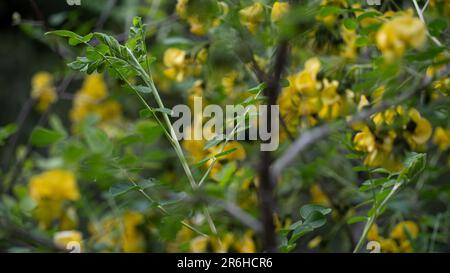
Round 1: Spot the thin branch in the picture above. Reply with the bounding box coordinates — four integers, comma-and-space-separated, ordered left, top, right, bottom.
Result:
209, 198, 263, 233
259, 41, 289, 252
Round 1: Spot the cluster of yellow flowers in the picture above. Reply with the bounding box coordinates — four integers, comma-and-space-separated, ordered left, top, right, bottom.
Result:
271, 1, 289, 23
368, 221, 419, 253
238, 1, 290, 33
30, 71, 57, 112
162, 48, 206, 82
168, 226, 256, 253
352, 80, 450, 170
376, 11, 426, 61
278, 57, 354, 138
176, 0, 228, 36
353, 101, 434, 170
239, 2, 265, 34
28, 169, 80, 229
89, 211, 145, 253
70, 74, 123, 134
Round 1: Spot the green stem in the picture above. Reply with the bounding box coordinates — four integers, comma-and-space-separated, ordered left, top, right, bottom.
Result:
353, 181, 402, 253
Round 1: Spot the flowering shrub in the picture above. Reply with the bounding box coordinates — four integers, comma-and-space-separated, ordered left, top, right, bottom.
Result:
0, 0, 449, 253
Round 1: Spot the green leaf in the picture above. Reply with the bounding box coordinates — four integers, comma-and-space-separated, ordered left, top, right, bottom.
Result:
355, 36, 369, 47
343, 18, 358, 30
280, 78, 290, 88
347, 216, 368, 224
242, 96, 266, 106
132, 16, 143, 28
289, 224, 314, 244
247, 83, 266, 94
94, 33, 122, 56
214, 148, 237, 158
357, 11, 381, 22
194, 156, 213, 167
83, 127, 113, 155
139, 109, 153, 119
429, 18, 447, 37
0, 124, 17, 145
403, 152, 426, 179
134, 85, 153, 94
135, 120, 163, 144
154, 107, 173, 115
159, 215, 184, 240
319, 6, 342, 17
203, 135, 225, 150
352, 165, 370, 172
30, 127, 64, 147
109, 183, 139, 198
303, 211, 327, 228
300, 204, 332, 219
45, 30, 92, 46
359, 177, 391, 192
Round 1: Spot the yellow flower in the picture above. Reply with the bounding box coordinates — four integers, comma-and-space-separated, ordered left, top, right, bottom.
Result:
94, 100, 123, 122
211, 233, 234, 253
187, 16, 207, 36
60, 207, 79, 230
29, 170, 80, 202
319, 79, 342, 120
190, 236, 209, 253
354, 127, 401, 170
234, 231, 256, 253
372, 107, 401, 127
271, 2, 289, 23
432, 77, 450, 96
357, 95, 370, 111
122, 211, 145, 253
307, 236, 322, 249
239, 2, 264, 33
341, 27, 358, 60
404, 108, 432, 150
176, 0, 188, 19
433, 127, 450, 151
31, 72, 57, 112
70, 74, 123, 133
294, 57, 321, 97
221, 71, 239, 96
354, 126, 376, 153
176, 0, 226, 36
310, 184, 331, 206
390, 221, 419, 241
80, 73, 108, 100
89, 211, 145, 253
376, 13, 426, 61
399, 239, 413, 253
367, 224, 379, 241
29, 169, 79, 229
163, 48, 187, 82
53, 230, 83, 251
380, 237, 399, 253
196, 48, 208, 64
